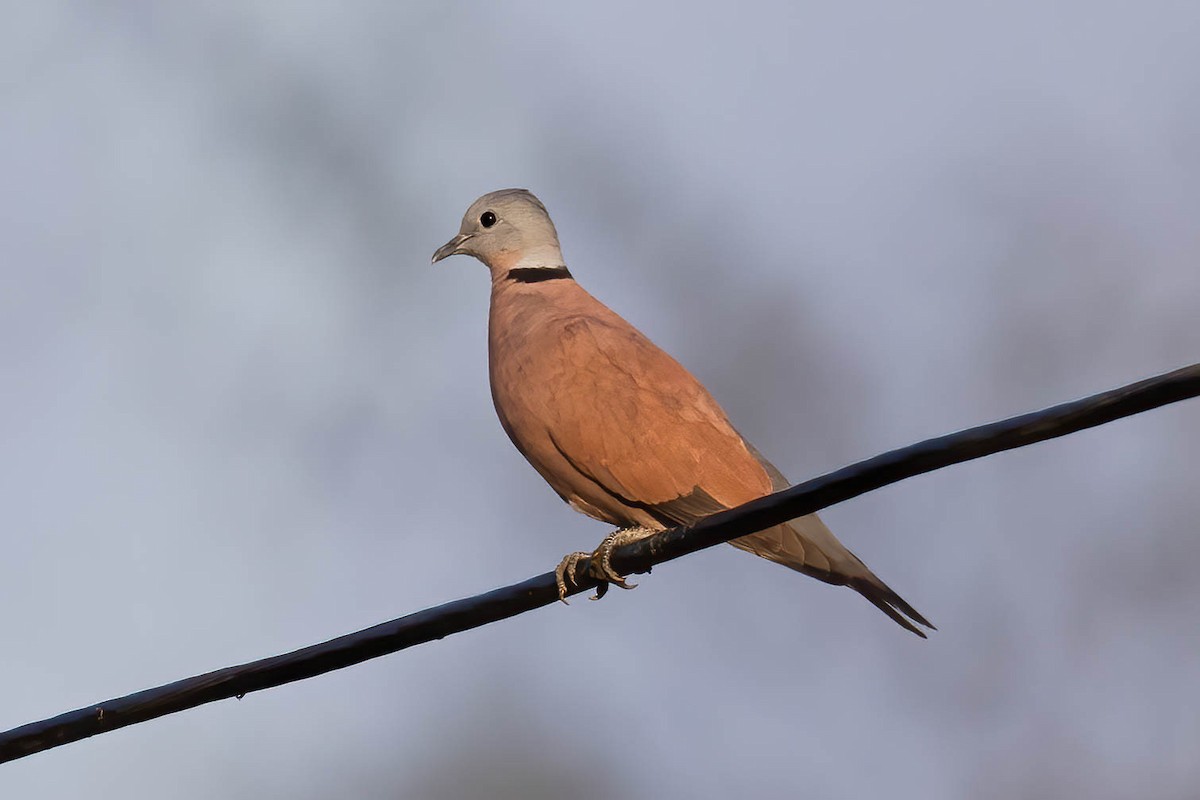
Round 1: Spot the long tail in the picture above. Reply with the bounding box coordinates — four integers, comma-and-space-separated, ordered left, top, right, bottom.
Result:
730, 515, 935, 638
730, 444, 934, 637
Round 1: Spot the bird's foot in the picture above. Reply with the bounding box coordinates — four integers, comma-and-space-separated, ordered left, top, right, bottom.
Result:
554, 551, 590, 603
555, 526, 656, 602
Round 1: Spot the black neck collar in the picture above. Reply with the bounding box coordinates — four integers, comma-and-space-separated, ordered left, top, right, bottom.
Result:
506, 266, 573, 283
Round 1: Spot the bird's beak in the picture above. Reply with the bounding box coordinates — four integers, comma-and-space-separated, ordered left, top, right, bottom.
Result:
431, 233, 474, 264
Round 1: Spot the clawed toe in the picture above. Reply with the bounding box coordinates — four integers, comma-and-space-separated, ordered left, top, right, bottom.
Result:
555, 552, 588, 603
592, 531, 637, 595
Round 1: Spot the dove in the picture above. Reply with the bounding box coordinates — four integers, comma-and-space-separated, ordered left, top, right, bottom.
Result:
433, 189, 932, 636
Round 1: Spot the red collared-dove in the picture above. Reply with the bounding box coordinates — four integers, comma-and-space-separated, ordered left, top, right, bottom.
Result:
433, 189, 932, 636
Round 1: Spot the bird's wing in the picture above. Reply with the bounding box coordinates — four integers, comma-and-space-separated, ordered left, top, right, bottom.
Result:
541, 314, 773, 517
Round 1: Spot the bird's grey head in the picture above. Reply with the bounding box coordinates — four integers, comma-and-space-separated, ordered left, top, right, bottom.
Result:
431, 189, 566, 273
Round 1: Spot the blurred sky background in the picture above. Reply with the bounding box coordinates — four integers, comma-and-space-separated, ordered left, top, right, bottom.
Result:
2, 2, 1199, 798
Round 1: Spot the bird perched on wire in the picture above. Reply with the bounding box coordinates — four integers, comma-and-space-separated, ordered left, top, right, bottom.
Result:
433, 188, 932, 637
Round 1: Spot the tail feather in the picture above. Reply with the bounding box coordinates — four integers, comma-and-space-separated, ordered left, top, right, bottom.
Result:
846, 575, 935, 638
731, 515, 934, 637
731, 444, 933, 636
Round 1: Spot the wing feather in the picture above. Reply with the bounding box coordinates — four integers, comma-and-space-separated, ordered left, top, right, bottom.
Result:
543, 315, 772, 513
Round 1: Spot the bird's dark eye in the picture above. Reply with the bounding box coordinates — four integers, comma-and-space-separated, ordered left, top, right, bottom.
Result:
480, 211, 497, 228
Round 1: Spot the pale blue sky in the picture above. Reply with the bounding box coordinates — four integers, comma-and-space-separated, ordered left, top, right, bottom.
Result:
2, 3, 1199, 798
